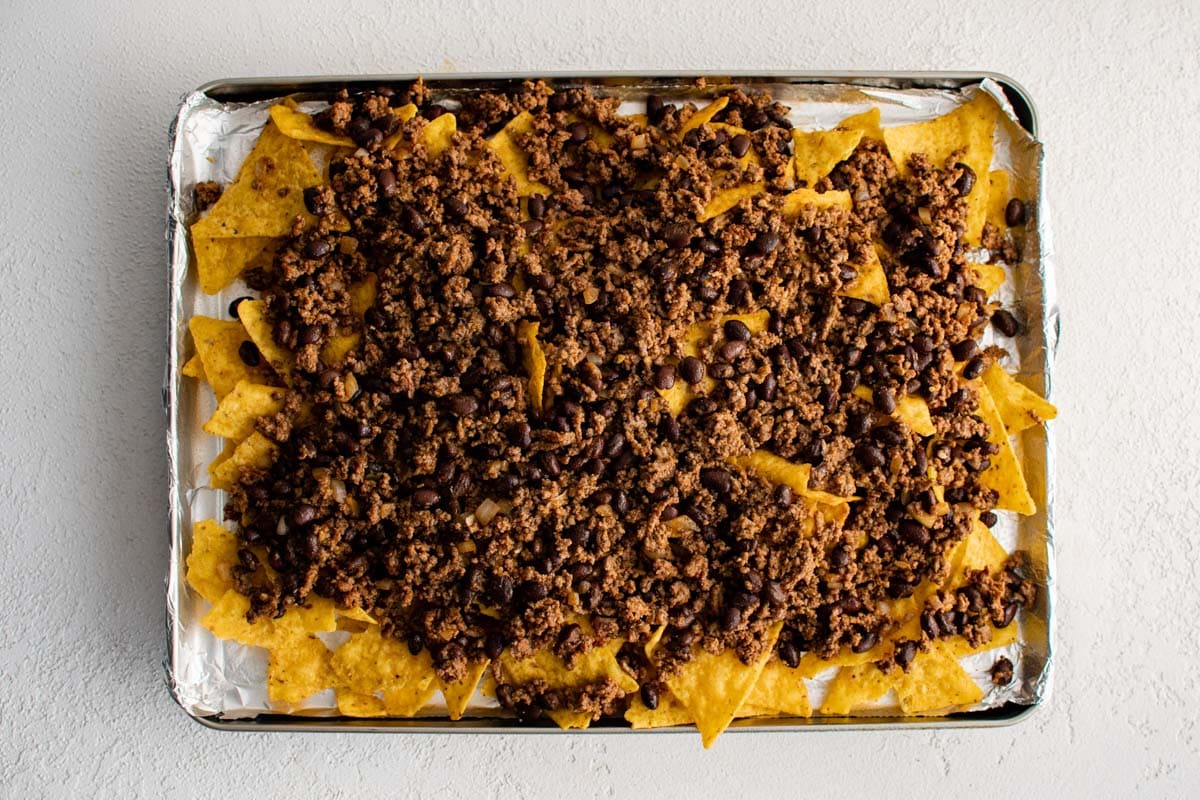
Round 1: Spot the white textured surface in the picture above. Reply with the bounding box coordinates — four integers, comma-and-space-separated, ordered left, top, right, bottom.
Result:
0, 0, 1196, 796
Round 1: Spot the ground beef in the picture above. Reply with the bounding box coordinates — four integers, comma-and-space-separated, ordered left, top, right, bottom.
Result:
222, 82, 1031, 714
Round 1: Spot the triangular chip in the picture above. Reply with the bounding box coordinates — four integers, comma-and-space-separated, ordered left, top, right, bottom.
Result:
665, 622, 781, 748
625, 692, 694, 729
837, 107, 883, 140
975, 383, 1036, 514
499, 634, 637, 694
202, 589, 336, 648
882, 94, 999, 244
781, 187, 852, 217
518, 320, 547, 413
970, 262, 1007, 296
320, 333, 361, 366
895, 644, 983, 714
486, 111, 552, 197
268, 635, 334, 704
422, 113, 457, 158
337, 690, 386, 717
792, 127, 864, 187
192, 235, 281, 295
202, 380, 286, 441
181, 354, 206, 381
382, 676, 439, 717
731, 449, 852, 508
547, 710, 593, 730
236, 299, 293, 383
209, 431, 278, 490
738, 658, 811, 718
819, 661, 896, 715
699, 182, 765, 222
381, 104, 420, 150
982, 363, 1057, 434
851, 386, 933, 436
840, 244, 891, 306
188, 316, 273, 400
192, 121, 322, 239
330, 625, 436, 696
680, 96, 729, 135
439, 660, 489, 720
269, 102, 354, 147
185, 519, 239, 604
986, 169, 1011, 233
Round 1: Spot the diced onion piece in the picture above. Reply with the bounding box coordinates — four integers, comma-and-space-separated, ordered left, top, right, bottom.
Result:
476, 498, 502, 525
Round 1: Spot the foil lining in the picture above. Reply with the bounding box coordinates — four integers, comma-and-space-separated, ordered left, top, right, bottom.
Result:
165, 75, 1055, 729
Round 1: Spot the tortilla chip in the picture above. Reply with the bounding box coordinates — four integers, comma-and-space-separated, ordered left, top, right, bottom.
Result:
487, 111, 552, 197
983, 363, 1057, 434
895, 644, 983, 714
349, 274, 378, 316
192, 122, 322, 239
185, 519, 238, 604
499, 635, 637, 694
882, 94, 999, 244
970, 262, 1007, 296
840, 245, 891, 306
850, 386, 934, 436
680, 96, 729, 135
975, 383, 1036, 514
944, 619, 1018, 659
193, 234, 281, 295
188, 316, 272, 400
337, 606, 376, 625
181, 354, 206, 381
731, 449, 852, 508
819, 661, 896, 715
422, 113, 456, 158
518, 320, 547, 413
547, 710, 594, 730
268, 635, 334, 704
381, 104, 420, 150
209, 431, 277, 490
320, 333, 361, 365
781, 187, 852, 217
986, 170, 1011, 233
949, 519, 1010, 585
269, 102, 354, 147
337, 690, 386, 717
659, 310, 772, 415
202, 590, 336, 648
382, 676, 439, 717
699, 182, 765, 222
625, 692, 695, 729
236, 299, 293, 383
330, 625, 436, 696
202, 380, 286, 441
666, 622, 781, 748
439, 660, 489, 721
792, 127, 864, 187
739, 658, 811, 717
837, 107, 883, 140
644, 625, 667, 660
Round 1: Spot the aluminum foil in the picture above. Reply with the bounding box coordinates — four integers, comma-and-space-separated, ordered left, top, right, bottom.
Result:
166, 74, 1055, 730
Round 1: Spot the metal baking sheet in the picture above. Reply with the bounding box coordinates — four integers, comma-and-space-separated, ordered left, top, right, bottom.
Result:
165, 72, 1056, 733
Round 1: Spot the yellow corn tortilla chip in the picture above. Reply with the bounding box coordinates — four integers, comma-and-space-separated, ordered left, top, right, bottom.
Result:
970, 262, 1007, 296
518, 320, 547, 413
487, 111, 552, 197
422, 113, 456, 158
781, 187, 852, 217
986, 169, 1011, 233
330, 625, 436, 695
439, 660, 490, 721
644, 624, 667, 660
739, 658, 811, 718
236, 299, 293, 382
680, 96, 729, 135
268, 635, 334, 704
666, 622, 782, 748
731, 449, 852, 508
792, 127, 864, 187
188, 316, 272, 400
499, 637, 637, 694
709, 122, 758, 167
349, 274, 378, 316
625, 692, 695, 729
181, 354, 206, 380
975, 383, 1036, 514
185, 519, 239, 604
882, 94, 998, 244
699, 182, 765, 222
547, 710, 593, 730
337, 690, 386, 717
949, 519, 1010, 586
943, 620, 1018, 659
381, 104, 420, 150
895, 644, 983, 714
837, 107, 883, 140
269, 102, 354, 147
202, 380, 286, 441
209, 431, 277, 490
383, 677, 439, 717
819, 661, 895, 715
202, 590, 336, 648
320, 333, 361, 365
192, 235, 281, 296
983, 363, 1057, 434
192, 121, 322, 239
658, 311, 771, 415
337, 606, 376, 625
797, 644, 882, 679
840, 245, 891, 306
850, 386, 934, 436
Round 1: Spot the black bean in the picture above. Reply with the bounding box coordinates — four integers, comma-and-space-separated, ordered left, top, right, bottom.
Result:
679, 356, 705, 384
446, 394, 479, 416
302, 186, 327, 215
953, 162, 976, 196
646, 94, 665, 122
874, 387, 897, 414
491, 575, 515, 605
612, 490, 630, 515
527, 193, 547, 220
653, 363, 677, 390
663, 222, 692, 249
830, 545, 852, 568
720, 605, 743, 631
484, 631, 505, 660
700, 467, 733, 494
352, 126, 383, 149
723, 319, 752, 342
774, 484, 793, 508
412, 488, 440, 508
851, 631, 878, 654
402, 205, 426, 233
963, 356, 986, 380
1005, 198, 1028, 227
899, 519, 930, 546
299, 325, 321, 346
951, 339, 979, 361
990, 656, 1014, 686
485, 282, 517, 299
289, 504, 316, 527
237, 340, 261, 367
377, 168, 398, 197
920, 609, 941, 638
843, 298, 869, 315
778, 640, 800, 669
874, 424, 905, 446
729, 133, 751, 158
718, 340, 746, 361
698, 237, 722, 256
992, 308, 1021, 337
895, 640, 918, 671
561, 167, 586, 185
840, 370, 861, 394
303, 239, 331, 259
227, 296, 253, 319
980, 510, 998, 528
407, 631, 424, 655
759, 373, 778, 402
568, 121, 589, 142
856, 443, 887, 469
751, 231, 781, 256
997, 603, 1018, 628
947, 388, 972, 410
640, 683, 660, 711
764, 580, 787, 605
